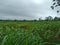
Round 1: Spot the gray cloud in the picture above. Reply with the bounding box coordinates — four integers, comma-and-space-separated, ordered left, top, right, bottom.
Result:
0, 0, 58, 20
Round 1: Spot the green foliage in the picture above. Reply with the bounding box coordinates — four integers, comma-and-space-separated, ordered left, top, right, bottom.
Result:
0, 21, 60, 45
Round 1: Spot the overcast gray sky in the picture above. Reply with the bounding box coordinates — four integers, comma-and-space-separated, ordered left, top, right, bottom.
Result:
0, 0, 59, 20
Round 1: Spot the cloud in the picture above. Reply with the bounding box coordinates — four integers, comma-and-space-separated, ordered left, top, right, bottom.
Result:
0, 0, 58, 20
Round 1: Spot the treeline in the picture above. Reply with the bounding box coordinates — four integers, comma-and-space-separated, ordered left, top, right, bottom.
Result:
44, 16, 60, 21
0, 16, 60, 22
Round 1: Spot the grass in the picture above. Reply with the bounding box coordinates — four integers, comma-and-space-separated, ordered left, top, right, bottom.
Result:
0, 21, 60, 45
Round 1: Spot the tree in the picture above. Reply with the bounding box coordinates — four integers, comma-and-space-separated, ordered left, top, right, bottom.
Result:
54, 17, 58, 20
54, 17, 60, 20
45, 16, 53, 21
39, 17, 42, 21
51, 0, 60, 13
33, 19, 37, 21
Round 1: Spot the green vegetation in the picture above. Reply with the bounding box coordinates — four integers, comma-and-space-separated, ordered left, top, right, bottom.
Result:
0, 21, 60, 45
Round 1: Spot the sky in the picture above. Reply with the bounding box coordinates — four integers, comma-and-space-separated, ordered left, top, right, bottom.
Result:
0, 0, 59, 20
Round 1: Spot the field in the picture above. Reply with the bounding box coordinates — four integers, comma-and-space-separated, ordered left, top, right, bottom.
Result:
0, 21, 60, 45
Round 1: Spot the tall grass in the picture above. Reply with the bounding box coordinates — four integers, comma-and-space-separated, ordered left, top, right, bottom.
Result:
0, 21, 60, 45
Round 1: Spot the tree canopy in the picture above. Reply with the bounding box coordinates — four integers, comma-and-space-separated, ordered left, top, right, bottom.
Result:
51, 0, 60, 13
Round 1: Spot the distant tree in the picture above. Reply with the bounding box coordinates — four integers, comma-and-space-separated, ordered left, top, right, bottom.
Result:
51, 0, 60, 13
54, 17, 60, 20
14, 19, 17, 21
58, 17, 60, 20
34, 19, 37, 21
23, 19, 26, 21
54, 17, 58, 20
39, 17, 42, 21
45, 16, 53, 21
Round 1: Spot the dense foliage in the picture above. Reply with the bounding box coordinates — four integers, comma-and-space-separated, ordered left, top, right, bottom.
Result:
0, 21, 60, 45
